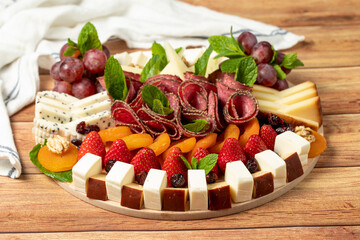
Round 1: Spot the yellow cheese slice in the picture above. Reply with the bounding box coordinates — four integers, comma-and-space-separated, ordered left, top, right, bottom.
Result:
162, 42, 189, 80
252, 91, 281, 102
278, 81, 315, 98
121, 65, 142, 74
257, 99, 284, 111
276, 88, 317, 105
281, 96, 322, 125
252, 84, 280, 95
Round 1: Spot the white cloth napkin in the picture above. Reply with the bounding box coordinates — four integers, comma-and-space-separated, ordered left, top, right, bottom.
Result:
0, 0, 304, 179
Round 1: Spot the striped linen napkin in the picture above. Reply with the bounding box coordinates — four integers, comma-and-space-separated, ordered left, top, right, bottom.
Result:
0, 0, 304, 179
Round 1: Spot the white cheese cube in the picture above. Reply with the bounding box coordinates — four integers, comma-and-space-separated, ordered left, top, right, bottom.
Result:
143, 169, 167, 210
114, 52, 132, 66
72, 153, 102, 193
299, 153, 309, 166
188, 169, 208, 211
105, 162, 135, 202
224, 161, 254, 203
130, 51, 149, 68
255, 150, 286, 188
274, 131, 311, 159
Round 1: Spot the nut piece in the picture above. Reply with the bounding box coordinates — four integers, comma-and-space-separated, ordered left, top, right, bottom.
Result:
47, 135, 70, 154
295, 126, 316, 143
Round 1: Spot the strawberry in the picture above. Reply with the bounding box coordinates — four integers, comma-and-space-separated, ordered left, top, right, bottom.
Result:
77, 131, 106, 162
260, 124, 277, 150
130, 147, 160, 175
104, 139, 132, 168
218, 138, 246, 173
162, 147, 188, 187
193, 147, 219, 176
243, 134, 268, 159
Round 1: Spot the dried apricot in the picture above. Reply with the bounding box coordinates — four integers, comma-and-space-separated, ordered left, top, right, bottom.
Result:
38, 144, 78, 172
122, 133, 154, 151
238, 118, 260, 147
209, 124, 240, 153
98, 126, 132, 143
308, 130, 327, 158
187, 133, 217, 161
148, 133, 171, 156
162, 137, 196, 161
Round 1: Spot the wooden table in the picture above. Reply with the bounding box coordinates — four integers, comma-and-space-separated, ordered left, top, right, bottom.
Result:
2, 0, 360, 239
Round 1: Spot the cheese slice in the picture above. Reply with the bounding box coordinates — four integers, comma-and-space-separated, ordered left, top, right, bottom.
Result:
252, 84, 280, 95
257, 99, 284, 111
162, 42, 189, 80
121, 65, 142, 74
105, 162, 135, 202
114, 52, 132, 66
129, 51, 149, 68
188, 169, 208, 211
281, 96, 321, 125
143, 169, 167, 210
72, 153, 102, 193
252, 91, 281, 102
278, 81, 315, 98
255, 150, 287, 188
224, 160, 253, 203
71, 91, 109, 109
276, 88, 317, 105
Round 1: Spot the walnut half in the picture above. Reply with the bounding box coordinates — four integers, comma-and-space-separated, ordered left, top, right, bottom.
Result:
295, 126, 315, 143
47, 135, 70, 154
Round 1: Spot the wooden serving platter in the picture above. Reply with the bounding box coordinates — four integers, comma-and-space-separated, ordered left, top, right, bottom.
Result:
55, 127, 322, 221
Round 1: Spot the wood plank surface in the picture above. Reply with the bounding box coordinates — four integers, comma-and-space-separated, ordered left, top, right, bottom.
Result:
0, 167, 359, 233
1, 227, 359, 240
2, 0, 360, 239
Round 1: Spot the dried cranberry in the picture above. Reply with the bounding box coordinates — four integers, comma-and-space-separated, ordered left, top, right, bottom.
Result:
268, 113, 287, 128
135, 171, 147, 185
206, 171, 218, 184
85, 124, 100, 134
105, 160, 117, 173
275, 126, 287, 134
170, 174, 186, 188
76, 121, 86, 134
246, 158, 258, 173
71, 139, 82, 148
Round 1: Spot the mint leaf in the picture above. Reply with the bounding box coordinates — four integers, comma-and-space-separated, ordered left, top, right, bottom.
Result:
175, 47, 183, 54
235, 56, 258, 86
140, 42, 168, 82
183, 119, 208, 132
191, 157, 198, 169
29, 143, 72, 182
273, 64, 287, 80
180, 155, 192, 170
104, 56, 128, 101
77, 22, 102, 56
280, 52, 304, 69
197, 154, 218, 175
63, 47, 78, 57
152, 99, 174, 115
208, 35, 245, 59
67, 38, 77, 47
194, 45, 213, 76
142, 85, 173, 115
220, 58, 242, 73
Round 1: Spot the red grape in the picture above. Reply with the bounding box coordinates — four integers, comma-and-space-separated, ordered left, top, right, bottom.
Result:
60, 43, 81, 60
50, 61, 62, 81
95, 80, 105, 93
72, 77, 96, 99
256, 63, 277, 87
251, 41, 273, 64
83, 49, 107, 74
53, 81, 73, 95
59, 57, 84, 83
276, 52, 291, 74
102, 45, 111, 59
272, 79, 289, 91
237, 32, 257, 55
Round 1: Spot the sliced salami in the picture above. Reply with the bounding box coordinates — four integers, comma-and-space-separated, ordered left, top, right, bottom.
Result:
208, 91, 226, 131
223, 91, 258, 125
177, 110, 216, 138
111, 100, 146, 133
145, 74, 182, 95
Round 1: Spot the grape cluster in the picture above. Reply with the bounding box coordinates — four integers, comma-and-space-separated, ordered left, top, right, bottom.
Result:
50, 43, 110, 98
237, 32, 291, 90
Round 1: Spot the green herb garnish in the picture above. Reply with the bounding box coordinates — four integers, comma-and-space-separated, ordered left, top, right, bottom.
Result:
180, 154, 218, 175
183, 119, 208, 132
280, 52, 304, 69
142, 85, 173, 115
194, 45, 213, 76
273, 64, 287, 80
104, 56, 128, 101
140, 42, 168, 82
29, 142, 72, 182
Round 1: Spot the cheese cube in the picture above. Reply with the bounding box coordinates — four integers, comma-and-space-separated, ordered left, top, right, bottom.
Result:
274, 131, 311, 163
255, 150, 286, 188
130, 51, 149, 68
224, 160, 254, 203
188, 169, 208, 211
143, 169, 167, 210
72, 153, 102, 193
105, 162, 135, 202
114, 52, 132, 66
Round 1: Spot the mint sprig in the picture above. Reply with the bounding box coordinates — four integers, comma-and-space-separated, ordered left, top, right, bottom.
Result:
180, 154, 218, 175
104, 56, 128, 101
235, 56, 257, 86
273, 64, 287, 80
62, 22, 102, 57
280, 52, 304, 69
142, 85, 173, 115
194, 45, 213, 76
29, 142, 72, 182
183, 119, 208, 132
140, 42, 168, 82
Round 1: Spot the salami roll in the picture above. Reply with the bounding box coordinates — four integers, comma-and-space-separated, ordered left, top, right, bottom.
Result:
111, 100, 146, 133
